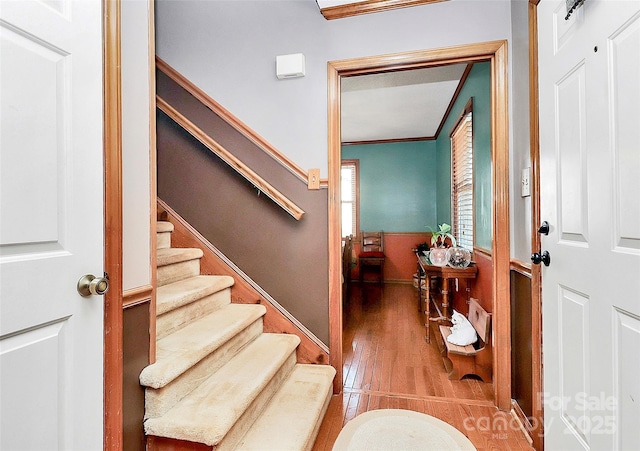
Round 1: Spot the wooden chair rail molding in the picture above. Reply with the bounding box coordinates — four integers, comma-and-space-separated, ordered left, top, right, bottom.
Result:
155, 56, 326, 187
157, 96, 305, 221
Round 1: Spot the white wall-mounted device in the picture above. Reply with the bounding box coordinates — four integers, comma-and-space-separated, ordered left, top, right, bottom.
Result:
276, 53, 305, 79
521, 167, 531, 197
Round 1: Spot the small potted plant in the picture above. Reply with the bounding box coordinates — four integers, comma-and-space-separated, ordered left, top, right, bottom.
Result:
428, 223, 457, 248
427, 223, 456, 266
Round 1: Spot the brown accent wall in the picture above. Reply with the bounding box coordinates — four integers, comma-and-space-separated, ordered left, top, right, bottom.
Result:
160, 201, 329, 365
123, 301, 150, 451
511, 268, 533, 419
156, 71, 330, 344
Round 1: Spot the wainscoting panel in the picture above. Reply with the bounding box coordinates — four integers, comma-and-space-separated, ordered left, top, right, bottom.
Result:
123, 300, 150, 451
510, 269, 533, 420
379, 232, 431, 283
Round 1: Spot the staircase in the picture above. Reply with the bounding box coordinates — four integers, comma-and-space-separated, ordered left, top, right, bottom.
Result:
140, 221, 336, 450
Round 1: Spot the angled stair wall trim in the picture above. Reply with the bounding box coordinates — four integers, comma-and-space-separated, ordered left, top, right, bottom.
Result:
143, 218, 336, 449
157, 96, 304, 221
156, 56, 326, 187
158, 198, 329, 365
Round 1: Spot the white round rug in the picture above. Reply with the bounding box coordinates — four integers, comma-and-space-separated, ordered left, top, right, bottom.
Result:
332, 409, 477, 451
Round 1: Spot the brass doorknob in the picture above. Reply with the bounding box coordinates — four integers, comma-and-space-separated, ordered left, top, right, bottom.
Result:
77, 273, 110, 297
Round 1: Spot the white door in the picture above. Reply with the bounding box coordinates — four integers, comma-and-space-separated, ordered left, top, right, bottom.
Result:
538, 0, 640, 449
0, 1, 105, 449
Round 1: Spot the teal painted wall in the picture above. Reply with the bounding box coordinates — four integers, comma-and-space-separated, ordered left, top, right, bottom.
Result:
342, 62, 491, 247
342, 141, 437, 232
436, 62, 492, 251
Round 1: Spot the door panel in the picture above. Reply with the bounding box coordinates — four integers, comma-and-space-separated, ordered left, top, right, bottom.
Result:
0, 0, 104, 449
539, 1, 640, 450
557, 287, 590, 444
613, 309, 640, 449
1, 24, 65, 250
610, 15, 640, 251
556, 63, 588, 244
1, 320, 70, 448
1, 20, 73, 333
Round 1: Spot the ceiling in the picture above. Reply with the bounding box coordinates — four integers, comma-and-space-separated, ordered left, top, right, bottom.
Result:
340, 63, 468, 143
315, 0, 463, 143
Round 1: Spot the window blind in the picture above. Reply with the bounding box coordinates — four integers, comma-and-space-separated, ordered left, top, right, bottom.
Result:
451, 109, 473, 251
341, 161, 359, 238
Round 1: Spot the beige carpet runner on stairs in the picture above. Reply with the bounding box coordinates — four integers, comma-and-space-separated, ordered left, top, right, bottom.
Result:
140, 221, 335, 450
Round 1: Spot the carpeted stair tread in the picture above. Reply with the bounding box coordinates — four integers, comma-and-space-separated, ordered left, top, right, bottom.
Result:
140, 303, 267, 389
157, 222, 174, 249
157, 221, 174, 233
144, 333, 301, 446
236, 364, 336, 451
157, 247, 203, 267
157, 275, 234, 316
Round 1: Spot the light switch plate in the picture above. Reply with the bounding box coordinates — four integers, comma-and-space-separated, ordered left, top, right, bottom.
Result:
521, 167, 531, 197
308, 168, 320, 190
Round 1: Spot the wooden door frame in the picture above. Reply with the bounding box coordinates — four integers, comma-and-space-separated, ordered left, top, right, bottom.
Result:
327, 40, 512, 410
104, 0, 124, 448
529, 0, 544, 449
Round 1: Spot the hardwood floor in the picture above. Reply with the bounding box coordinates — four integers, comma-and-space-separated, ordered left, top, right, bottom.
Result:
312, 283, 534, 450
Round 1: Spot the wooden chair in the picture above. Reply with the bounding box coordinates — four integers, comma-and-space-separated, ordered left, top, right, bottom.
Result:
358, 231, 385, 284
342, 235, 353, 303
439, 298, 491, 381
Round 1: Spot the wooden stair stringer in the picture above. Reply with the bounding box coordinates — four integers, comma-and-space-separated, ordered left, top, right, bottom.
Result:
158, 199, 329, 366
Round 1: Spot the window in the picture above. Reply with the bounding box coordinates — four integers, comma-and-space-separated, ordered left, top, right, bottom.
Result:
450, 99, 473, 250
341, 160, 359, 238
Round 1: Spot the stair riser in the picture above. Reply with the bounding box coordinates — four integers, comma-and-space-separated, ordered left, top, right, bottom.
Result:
145, 319, 264, 419
304, 384, 334, 451
216, 352, 297, 451
156, 276, 234, 316
157, 288, 232, 339
157, 231, 172, 250
157, 259, 201, 287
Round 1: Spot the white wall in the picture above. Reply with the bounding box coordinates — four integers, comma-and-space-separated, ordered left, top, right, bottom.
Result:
155, 0, 514, 179
509, 0, 533, 263
155, 0, 536, 264
122, 0, 152, 290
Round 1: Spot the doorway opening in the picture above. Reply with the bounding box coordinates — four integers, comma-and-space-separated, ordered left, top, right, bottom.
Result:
327, 40, 511, 410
